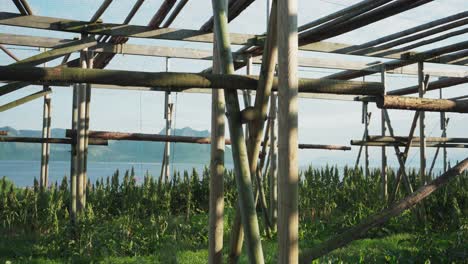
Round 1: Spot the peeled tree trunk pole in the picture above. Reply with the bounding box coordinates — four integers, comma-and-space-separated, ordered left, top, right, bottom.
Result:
230, 0, 278, 259
300, 158, 468, 263
70, 84, 78, 226
39, 86, 51, 189
210, 0, 265, 263
278, 0, 299, 262
208, 30, 226, 264
0, 66, 384, 96
376, 96, 468, 113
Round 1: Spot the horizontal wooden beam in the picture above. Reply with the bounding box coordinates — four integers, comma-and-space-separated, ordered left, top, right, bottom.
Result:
1, 33, 466, 77
2, 11, 464, 66
326, 40, 468, 80
65, 130, 350, 151
0, 136, 108, 145
0, 66, 384, 96
12, 37, 97, 67
366, 135, 468, 144
338, 10, 468, 54
352, 140, 468, 148
389, 77, 468, 96
0, 12, 257, 46
298, 144, 351, 151
376, 95, 468, 113
0, 88, 51, 112
351, 140, 468, 149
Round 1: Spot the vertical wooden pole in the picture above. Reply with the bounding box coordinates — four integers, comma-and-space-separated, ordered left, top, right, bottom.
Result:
443, 119, 448, 172
76, 40, 88, 212
278, 0, 299, 262
160, 58, 173, 183
40, 47, 50, 190
83, 51, 93, 207
209, 31, 226, 264
243, 56, 253, 138
418, 62, 426, 184
40, 86, 51, 189
70, 84, 78, 224
269, 92, 278, 231
381, 66, 388, 202
229, 1, 278, 260
440, 88, 448, 172
211, 0, 264, 262
364, 103, 370, 178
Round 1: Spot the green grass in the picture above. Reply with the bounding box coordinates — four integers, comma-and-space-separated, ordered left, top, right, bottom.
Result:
1, 232, 465, 263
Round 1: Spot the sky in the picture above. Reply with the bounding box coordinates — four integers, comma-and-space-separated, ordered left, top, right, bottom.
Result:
0, 0, 467, 168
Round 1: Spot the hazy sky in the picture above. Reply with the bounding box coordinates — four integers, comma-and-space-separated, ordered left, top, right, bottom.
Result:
0, 0, 467, 167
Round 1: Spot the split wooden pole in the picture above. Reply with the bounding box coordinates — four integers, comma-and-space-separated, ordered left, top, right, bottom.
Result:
278, 0, 299, 262
208, 33, 225, 264
211, 0, 265, 263
39, 86, 51, 189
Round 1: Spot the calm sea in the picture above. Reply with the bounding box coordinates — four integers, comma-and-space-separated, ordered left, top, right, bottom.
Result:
0, 160, 224, 187
0, 160, 444, 188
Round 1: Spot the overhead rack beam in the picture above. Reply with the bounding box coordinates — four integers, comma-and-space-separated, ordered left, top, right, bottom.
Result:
0, 136, 108, 145
0, 66, 385, 96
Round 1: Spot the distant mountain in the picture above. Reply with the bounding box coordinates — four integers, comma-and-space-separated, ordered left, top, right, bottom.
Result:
0, 126, 233, 164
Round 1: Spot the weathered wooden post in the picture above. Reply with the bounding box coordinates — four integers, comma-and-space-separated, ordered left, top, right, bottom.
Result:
440, 88, 448, 172
381, 66, 388, 202
364, 104, 370, 178
229, 0, 279, 260
269, 92, 278, 231
70, 84, 78, 224
211, 0, 265, 263
243, 55, 253, 138
208, 33, 225, 264
83, 50, 93, 207
160, 57, 173, 184
76, 40, 88, 212
278, 0, 299, 262
40, 85, 51, 189
418, 62, 427, 184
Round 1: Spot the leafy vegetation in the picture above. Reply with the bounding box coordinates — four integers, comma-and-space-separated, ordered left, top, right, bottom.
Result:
0, 165, 466, 263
